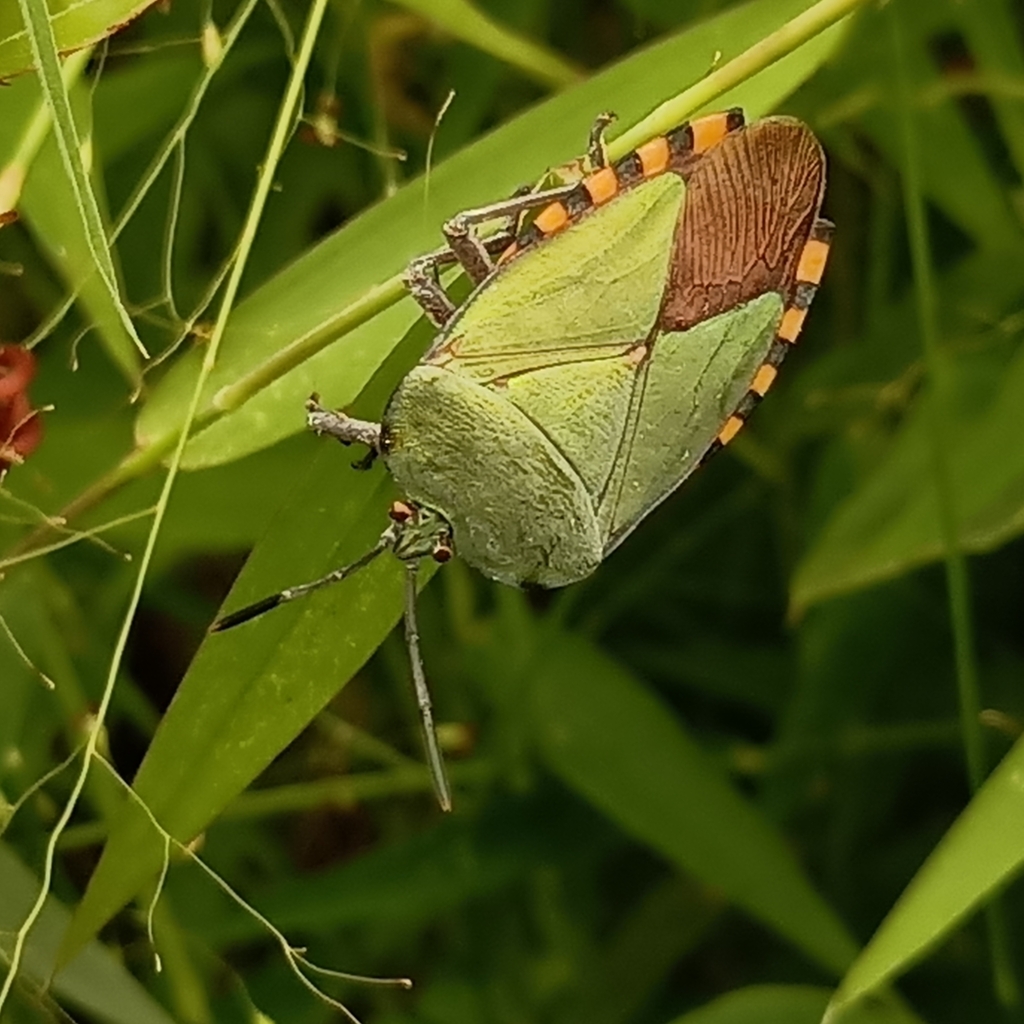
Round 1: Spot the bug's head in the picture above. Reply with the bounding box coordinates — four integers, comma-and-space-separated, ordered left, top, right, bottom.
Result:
389, 500, 454, 564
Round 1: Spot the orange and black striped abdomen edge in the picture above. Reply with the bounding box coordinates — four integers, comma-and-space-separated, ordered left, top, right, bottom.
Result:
701, 216, 834, 458
499, 108, 746, 261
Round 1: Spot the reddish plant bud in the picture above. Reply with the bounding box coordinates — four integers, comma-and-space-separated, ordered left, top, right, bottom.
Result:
0, 345, 43, 469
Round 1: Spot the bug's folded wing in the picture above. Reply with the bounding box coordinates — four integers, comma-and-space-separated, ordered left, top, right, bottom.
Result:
428, 174, 684, 385
601, 118, 827, 551
599, 294, 784, 548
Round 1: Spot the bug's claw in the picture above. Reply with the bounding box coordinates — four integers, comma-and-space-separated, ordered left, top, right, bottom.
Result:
352, 448, 379, 471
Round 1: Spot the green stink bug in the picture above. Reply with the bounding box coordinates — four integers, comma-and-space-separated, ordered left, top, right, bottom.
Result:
213, 109, 832, 810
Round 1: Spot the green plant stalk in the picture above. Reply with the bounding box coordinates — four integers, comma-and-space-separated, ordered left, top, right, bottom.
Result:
212, 274, 406, 410
610, 0, 865, 159
109, 0, 259, 245
750, 719, 961, 775
15, 0, 146, 366
0, 506, 153, 570
315, 711, 422, 768
393, 0, 583, 89
891, 0, 981, 802
207, 760, 489, 819
11, 0, 867, 555
890, 4, 1020, 1014
0, 0, 333, 1005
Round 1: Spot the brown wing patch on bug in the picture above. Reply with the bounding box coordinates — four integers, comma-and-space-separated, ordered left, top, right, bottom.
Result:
659, 118, 826, 333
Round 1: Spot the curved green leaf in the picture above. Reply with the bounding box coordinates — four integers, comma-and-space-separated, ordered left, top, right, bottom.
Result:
826, 736, 1024, 1018
531, 630, 859, 977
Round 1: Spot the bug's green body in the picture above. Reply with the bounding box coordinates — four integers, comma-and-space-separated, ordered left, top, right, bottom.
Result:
383, 174, 683, 587
382, 116, 826, 588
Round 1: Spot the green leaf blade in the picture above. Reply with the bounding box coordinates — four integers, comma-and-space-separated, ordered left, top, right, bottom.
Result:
0, 0, 157, 80
530, 630, 859, 977
827, 737, 1024, 1016
793, 334, 1024, 613
14, 0, 145, 379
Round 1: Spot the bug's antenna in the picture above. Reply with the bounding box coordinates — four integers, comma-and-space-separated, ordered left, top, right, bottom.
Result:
210, 541, 389, 632
403, 560, 452, 812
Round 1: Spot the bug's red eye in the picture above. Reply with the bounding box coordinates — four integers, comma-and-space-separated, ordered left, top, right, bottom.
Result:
432, 542, 453, 563
389, 500, 414, 523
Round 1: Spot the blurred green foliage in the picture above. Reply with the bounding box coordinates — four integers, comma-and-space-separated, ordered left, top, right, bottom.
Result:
2, 0, 1024, 1022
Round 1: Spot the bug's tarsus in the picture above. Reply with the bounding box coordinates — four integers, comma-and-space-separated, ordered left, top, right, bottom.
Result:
443, 214, 494, 285
403, 561, 452, 812
404, 257, 457, 327
306, 395, 382, 454
587, 111, 617, 170
351, 449, 379, 471
209, 593, 283, 632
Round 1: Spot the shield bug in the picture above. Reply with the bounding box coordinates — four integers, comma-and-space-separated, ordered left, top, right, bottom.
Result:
213, 109, 833, 811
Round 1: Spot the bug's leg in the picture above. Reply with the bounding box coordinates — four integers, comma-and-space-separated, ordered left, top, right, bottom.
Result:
586, 110, 617, 170
306, 394, 381, 469
350, 449, 379, 471
404, 254, 459, 328
439, 183, 580, 285
404, 214, 529, 327
210, 539, 391, 632
402, 559, 453, 812
406, 111, 618, 320
403, 183, 579, 325
442, 215, 502, 286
